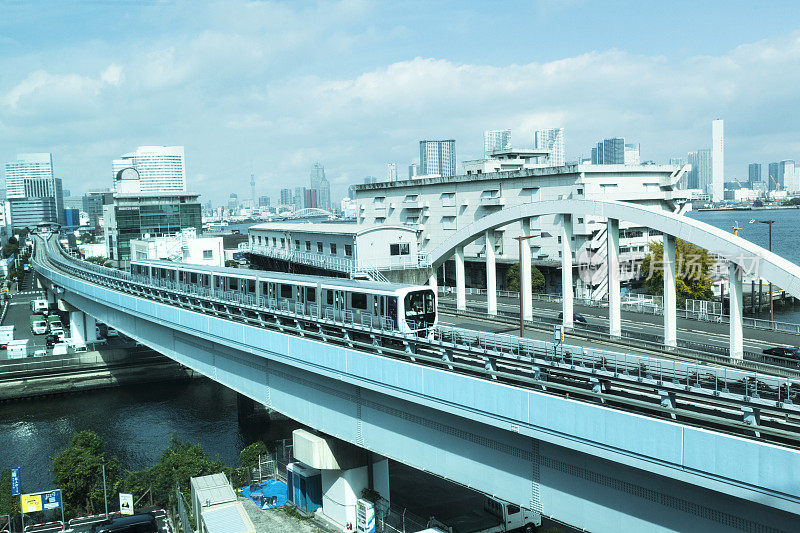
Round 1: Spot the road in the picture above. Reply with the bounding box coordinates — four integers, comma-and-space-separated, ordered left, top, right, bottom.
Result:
440, 293, 800, 356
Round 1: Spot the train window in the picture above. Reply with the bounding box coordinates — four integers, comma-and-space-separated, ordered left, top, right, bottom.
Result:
374, 298, 379, 315
326, 290, 333, 305
307, 288, 316, 302
229, 278, 238, 290
190, 273, 197, 284
351, 292, 367, 310
248, 280, 255, 293
281, 284, 292, 298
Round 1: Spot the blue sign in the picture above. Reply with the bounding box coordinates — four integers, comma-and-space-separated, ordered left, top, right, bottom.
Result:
10, 468, 20, 497
41, 490, 62, 510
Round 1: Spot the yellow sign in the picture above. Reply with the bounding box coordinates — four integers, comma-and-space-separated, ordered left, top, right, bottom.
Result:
119, 493, 134, 516
21, 493, 42, 513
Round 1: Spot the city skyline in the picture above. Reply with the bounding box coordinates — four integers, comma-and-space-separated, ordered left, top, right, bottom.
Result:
2, 2, 800, 203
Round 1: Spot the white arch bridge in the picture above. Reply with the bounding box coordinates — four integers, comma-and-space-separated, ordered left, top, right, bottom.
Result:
423, 199, 800, 359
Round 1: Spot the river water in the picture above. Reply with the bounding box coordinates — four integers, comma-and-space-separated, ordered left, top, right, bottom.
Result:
688, 208, 800, 322
0, 378, 297, 494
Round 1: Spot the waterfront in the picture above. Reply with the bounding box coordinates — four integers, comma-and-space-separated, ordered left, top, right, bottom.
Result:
689, 208, 800, 322
0, 378, 294, 494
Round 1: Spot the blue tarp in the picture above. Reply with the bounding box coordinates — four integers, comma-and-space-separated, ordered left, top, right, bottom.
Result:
241, 479, 288, 510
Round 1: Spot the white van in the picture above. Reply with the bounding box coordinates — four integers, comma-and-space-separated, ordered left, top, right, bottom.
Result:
52, 343, 70, 356
29, 299, 48, 313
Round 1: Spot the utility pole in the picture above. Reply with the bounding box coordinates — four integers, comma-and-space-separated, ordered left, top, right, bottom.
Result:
749, 219, 775, 327
102, 457, 109, 519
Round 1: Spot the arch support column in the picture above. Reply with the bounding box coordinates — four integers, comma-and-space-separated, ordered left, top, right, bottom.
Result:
455, 246, 466, 311
561, 215, 574, 328
521, 219, 533, 322
729, 262, 744, 360
607, 218, 621, 337
70, 310, 86, 345
485, 230, 497, 316
663, 234, 677, 347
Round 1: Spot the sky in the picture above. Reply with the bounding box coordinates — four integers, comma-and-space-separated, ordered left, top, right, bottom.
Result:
1, 0, 800, 205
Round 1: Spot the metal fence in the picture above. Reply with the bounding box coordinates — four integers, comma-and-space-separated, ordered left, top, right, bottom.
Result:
174, 483, 193, 533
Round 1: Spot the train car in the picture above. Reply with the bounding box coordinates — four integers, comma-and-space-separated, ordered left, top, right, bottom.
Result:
129, 260, 436, 333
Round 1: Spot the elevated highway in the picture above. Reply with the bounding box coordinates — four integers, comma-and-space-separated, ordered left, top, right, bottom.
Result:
32, 235, 800, 532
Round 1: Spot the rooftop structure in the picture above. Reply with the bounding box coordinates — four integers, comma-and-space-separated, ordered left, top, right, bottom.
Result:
463, 148, 552, 175
112, 146, 186, 194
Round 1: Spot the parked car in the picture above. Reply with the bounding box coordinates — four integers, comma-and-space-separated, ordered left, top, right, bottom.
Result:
45, 333, 60, 347
763, 346, 800, 359
558, 312, 588, 324
29, 314, 48, 335
105, 326, 119, 338
91, 512, 159, 533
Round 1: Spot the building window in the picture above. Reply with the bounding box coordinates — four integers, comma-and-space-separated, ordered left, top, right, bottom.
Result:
305, 241, 311, 251
375, 217, 385, 223
280, 238, 285, 248
203, 250, 213, 259
374, 197, 385, 204
441, 192, 456, 207
272, 237, 276, 246
390, 243, 410, 256
330, 243, 337, 255
295, 239, 300, 250
442, 216, 456, 230
577, 188, 584, 195
345, 245, 352, 256
317, 242, 323, 253
577, 217, 584, 224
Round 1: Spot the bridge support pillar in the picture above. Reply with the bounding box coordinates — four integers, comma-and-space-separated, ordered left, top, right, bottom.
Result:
69, 310, 86, 345
729, 262, 744, 360
607, 218, 621, 337
46, 288, 55, 304
663, 234, 677, 347
561, 215, 573, 328
485, 230, 497, 315
521, 219, 533, 322
84, 314, 98, 343
455, 246, 466, 311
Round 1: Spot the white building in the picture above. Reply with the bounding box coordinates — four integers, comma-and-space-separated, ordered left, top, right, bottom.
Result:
112, 146, 186, 193
129, 229, 225, 266
419, 139, 456, 178
353, 164, 691, 297
248, 222, 421, 278
462, 149, 551, 175
624, 143, 641, 165
712, 119, 724, 202
780, 160, 798, 192
387, 163, 398, 182
534, 128, 565, 166
5, 153, 53, 198
484, 130, 512, 158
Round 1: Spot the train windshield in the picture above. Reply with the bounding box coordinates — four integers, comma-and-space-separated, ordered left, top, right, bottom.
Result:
404, 289, 436, 328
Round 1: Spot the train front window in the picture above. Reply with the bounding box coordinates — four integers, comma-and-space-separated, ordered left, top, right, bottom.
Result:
404, 290, 435, 326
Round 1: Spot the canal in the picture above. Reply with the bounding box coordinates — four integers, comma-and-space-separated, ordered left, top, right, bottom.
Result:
0, 378, 296, 493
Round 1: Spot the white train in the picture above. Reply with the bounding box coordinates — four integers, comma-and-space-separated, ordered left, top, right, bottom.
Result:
130, 260, 437, 333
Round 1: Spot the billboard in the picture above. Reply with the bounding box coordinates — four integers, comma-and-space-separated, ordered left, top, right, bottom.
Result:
20, 490, 62, 513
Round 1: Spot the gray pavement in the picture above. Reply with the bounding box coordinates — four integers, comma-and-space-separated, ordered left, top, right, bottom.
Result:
239, 496, 329, 533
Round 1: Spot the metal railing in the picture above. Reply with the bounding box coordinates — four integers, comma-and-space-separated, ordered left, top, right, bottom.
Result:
246, 243, 428, 273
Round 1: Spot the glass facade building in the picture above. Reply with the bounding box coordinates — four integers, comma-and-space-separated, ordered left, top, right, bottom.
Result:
104, 193, 201, 265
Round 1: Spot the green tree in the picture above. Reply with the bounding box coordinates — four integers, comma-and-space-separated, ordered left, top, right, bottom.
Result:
79, 232, 96, 244
52, 431, 120, 516
225, 260, 238, 268
146, 435, 226, 506
506, 263, 545, 293
85, 256, 112, 267
752, 199, 764, 207
783, 197, 800, 206
640, 239, 714, 306
0, 469, 21, 520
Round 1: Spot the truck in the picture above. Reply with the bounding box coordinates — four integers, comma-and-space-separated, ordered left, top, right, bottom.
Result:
7, 339, 29, 359
434, 496, 540, 533
29, 299, 48, 314
0, 325, 14, 349
47, 315, 63, 335
29, 314, 48, 335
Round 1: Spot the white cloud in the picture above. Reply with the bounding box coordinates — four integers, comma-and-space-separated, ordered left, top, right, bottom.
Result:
101, 63, 123, 86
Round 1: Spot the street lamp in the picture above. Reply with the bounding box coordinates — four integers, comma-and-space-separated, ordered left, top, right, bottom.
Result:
749, 219, 775, 326
513, 233, 549, 337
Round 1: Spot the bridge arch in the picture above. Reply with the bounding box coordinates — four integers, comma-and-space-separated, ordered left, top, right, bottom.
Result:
426, 198, 800, 359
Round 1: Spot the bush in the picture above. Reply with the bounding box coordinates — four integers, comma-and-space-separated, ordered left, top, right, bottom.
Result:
51, 431, 120, 516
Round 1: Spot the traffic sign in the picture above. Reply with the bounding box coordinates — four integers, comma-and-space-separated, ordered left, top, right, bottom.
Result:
119, 493, 134, 516
10, 468, 20, 497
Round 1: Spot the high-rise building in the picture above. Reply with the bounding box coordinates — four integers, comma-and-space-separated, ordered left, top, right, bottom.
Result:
228, 193, 239, 211
768, 162, 781, 190
250, 173, 256, 207
364, 176, 378, 185
112, 146, 186, 193
484, 130, 512, 157
304, 188, 318, 208
533, 128, 565, 166
4, 153, 64, 226
280, 188, 293, 206
258, 196, 270, 207
309, 162, 331, 210
687, 150, 713, 192
408, 163, 419, 179
387, 163, 398, 182
293, 187, 306, 210
419, 139, 456, 177
780, 160, 797, 192
748, 163, 762, 187
624, 143, 641, 165
711, 119, 724, 202
591, 138, 625, 164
